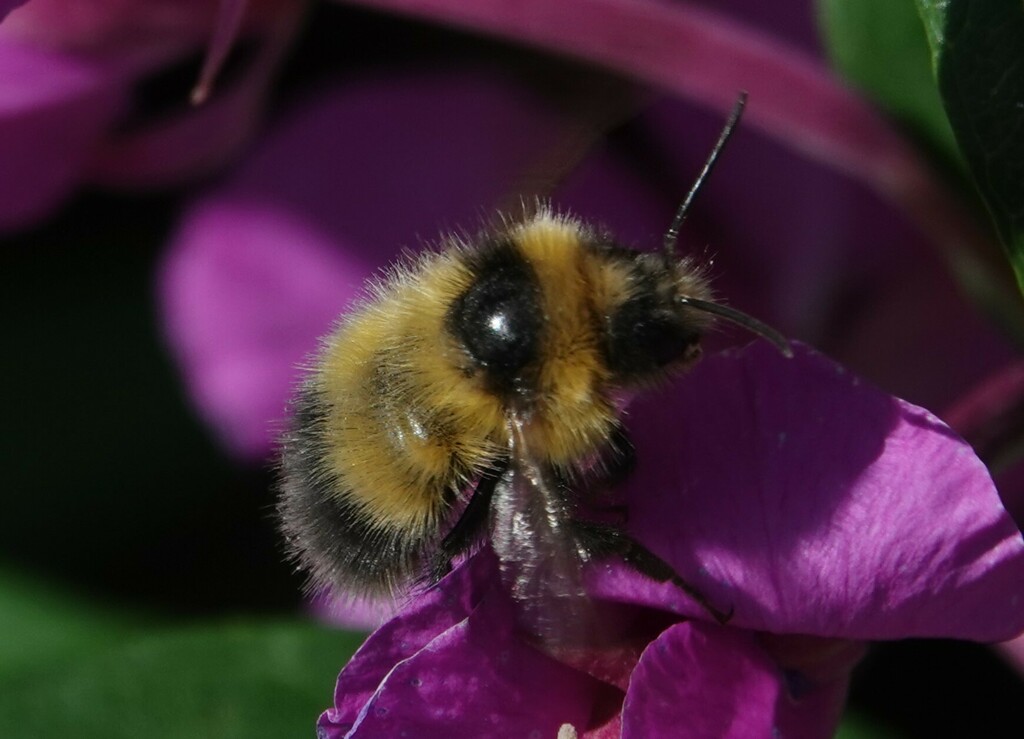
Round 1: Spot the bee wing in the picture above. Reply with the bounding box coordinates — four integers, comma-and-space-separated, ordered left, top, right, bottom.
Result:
489, 415, 592, 642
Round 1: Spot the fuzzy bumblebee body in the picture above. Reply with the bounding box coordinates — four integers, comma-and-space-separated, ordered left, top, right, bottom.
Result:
279, 95, 786, 628
278, 209, 714, 599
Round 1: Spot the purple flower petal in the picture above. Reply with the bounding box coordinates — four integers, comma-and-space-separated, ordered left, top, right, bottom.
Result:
160, 71, 576, 457
309, 588, 401, 632
760, 633, 864, 739
324, 552, 496, 729
161, 200, 365, 458
590, 342, 1024, 641
88, 5, 303, 186
0, 0, 303, 226
0, 38, 122, 230
320, 551, 599, 738
0, 1, 25, 20
1, 1, 215, 42
943, 360, 1024, 464
995, 457, 1024, 533
621, 622, 779, 739
997, 632, 1024, 678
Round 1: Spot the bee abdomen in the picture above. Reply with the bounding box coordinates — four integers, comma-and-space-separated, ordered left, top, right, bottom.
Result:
277, 389, 430, 596
277, 471, 422, 597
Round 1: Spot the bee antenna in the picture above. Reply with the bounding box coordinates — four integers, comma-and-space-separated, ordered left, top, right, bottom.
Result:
663, 92, 748, 260
678, 296, 793, 357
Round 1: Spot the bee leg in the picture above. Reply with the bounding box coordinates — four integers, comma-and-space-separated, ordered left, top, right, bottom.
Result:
430, 458, 509, 583
572, 520, 733, 624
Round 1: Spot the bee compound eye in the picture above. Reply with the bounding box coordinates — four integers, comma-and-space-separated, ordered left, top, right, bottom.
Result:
607, 302, 700, 377
449, 259, 542, 379
629, 315, 700, 366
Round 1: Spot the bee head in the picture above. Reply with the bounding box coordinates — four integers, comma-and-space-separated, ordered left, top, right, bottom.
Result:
607, 90, 788, 378
603, 246, 791, 384
603, 252, 712, 381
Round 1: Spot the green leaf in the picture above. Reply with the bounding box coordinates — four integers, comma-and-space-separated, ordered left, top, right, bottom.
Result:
818, 0, 961, 170
917, 0, 1024, 294
0, 620, 363, 739
0, 568, 140, 677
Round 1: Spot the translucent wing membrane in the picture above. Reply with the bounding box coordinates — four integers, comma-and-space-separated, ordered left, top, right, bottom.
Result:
489, 415, 594, 643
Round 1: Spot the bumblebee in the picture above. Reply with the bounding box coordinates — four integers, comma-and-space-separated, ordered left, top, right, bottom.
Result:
278, 94, 788, 632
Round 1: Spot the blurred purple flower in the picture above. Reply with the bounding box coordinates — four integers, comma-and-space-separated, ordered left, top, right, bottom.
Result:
153, 0, 1024, 720
0, 2, 24, 21
944, 361, 1024, 525
314, 343, 1024, 738
0, 0, 303, 231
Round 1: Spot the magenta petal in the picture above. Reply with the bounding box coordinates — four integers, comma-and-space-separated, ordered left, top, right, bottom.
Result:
592, 342, 1024, 641
2, 0, 302, 190
308, 588, 400, 632
323, 552, 497, 730
622, 622, 779, 739
0, 39, 121, 230
319, 548, 593, 732
759, 633, 864, 739
161, 200, 366, 458
348, 604, 595, 738
0, 1, 25, 20
997, 632, 1024, 678
89, 8, 303, 186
